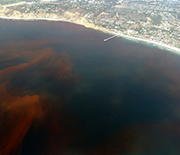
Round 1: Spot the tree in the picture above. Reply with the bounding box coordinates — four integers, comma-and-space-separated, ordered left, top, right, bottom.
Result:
151, 15, 162, 25
177, 13, 180, 20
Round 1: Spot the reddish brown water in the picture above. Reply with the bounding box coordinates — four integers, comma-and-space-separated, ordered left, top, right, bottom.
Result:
0, 19, 180, 155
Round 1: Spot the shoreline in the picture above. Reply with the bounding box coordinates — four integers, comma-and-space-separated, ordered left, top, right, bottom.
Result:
1, 16, 180, 54
118, 34, 180, 54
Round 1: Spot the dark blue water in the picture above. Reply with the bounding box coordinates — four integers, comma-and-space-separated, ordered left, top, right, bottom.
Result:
0, 19, 180, 155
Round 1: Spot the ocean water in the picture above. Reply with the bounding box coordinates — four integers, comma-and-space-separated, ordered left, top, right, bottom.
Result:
0, 19, 180, 155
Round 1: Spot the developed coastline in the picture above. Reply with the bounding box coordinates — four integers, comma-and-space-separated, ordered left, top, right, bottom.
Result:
1, 15, 180, 54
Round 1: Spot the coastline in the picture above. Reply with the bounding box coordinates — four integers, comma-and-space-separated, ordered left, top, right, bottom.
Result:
118, 34, 180, 54
1, 16, 180, 54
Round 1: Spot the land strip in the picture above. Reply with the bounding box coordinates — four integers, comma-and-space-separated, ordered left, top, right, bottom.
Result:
0, 0, 180, 53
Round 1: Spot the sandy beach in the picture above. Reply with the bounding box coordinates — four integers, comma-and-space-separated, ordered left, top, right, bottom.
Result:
118, 33, 180, 54
1, 15, 180, 54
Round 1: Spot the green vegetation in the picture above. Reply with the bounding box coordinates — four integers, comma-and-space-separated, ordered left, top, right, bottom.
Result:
151, 15, 162, 25
125, 7, 137, 10
178, 13, 180, 20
